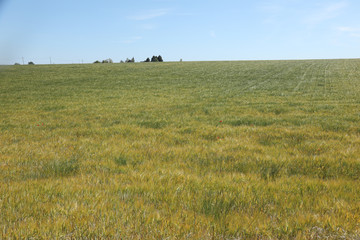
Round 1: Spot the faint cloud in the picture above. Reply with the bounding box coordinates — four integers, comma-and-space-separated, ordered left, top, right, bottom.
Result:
128, 9, 170, 21
305, 1, 348, 25
142, 24, 156, 30
257, 1, 288, 25
337, 26, 360, 32
175, 12, 194, 17
337, 26, 360, 38
210, 30, 216, 38
122, 36, 142, 44
259, 2, 284, 14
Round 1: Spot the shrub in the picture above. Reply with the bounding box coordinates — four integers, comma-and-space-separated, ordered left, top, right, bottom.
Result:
114, 156, 127, 166
125, 58, 135, 63
34, 158, 79, 179
259, 161, 283, 180
101, 58, 113, 64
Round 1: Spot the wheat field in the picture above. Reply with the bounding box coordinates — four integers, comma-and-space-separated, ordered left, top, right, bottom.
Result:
1, 59, 360, 239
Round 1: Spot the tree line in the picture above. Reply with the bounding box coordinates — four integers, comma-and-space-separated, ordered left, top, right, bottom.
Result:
13, 55, 165, 65
94, 55, 163, 64
145, 55, 163, 62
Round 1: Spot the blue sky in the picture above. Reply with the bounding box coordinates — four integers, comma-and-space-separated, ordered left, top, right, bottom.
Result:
0, 0, 359, 64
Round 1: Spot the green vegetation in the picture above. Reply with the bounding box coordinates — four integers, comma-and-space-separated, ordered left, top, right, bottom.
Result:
149, 55, 164, 62
1, 59, 360, 239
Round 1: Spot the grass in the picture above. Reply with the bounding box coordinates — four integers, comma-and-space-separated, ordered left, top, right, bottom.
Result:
1, 59, 360, 239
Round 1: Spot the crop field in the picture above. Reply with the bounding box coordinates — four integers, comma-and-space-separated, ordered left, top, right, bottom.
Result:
1, 59, 360, 239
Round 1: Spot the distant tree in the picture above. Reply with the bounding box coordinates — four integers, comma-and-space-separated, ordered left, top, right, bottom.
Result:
157, 55, 163, 62
125, 57, 135, 63
28, 61, 35, 65
151, 56, 159, 62
102, 58, 112, 63
14, 63, 20, 65
145, 57, 150, 62
101, 58, 113, 63
120, 60, 124, 63
93, 60, 100, 64
180, 59, 183, 62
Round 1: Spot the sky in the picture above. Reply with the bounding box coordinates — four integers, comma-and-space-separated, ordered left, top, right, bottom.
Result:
0, 0, 359, 64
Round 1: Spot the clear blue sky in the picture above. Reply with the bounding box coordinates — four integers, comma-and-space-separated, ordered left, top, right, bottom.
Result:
0, 0, 359, 64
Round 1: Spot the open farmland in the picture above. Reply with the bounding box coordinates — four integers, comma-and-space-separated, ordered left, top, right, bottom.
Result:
1, 59, 360, 239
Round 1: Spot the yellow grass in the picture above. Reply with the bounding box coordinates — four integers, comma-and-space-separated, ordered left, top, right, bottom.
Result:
1, 59, 360, 239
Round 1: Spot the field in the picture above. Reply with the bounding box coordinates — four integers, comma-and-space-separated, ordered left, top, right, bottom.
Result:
1, 59, 360, 239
